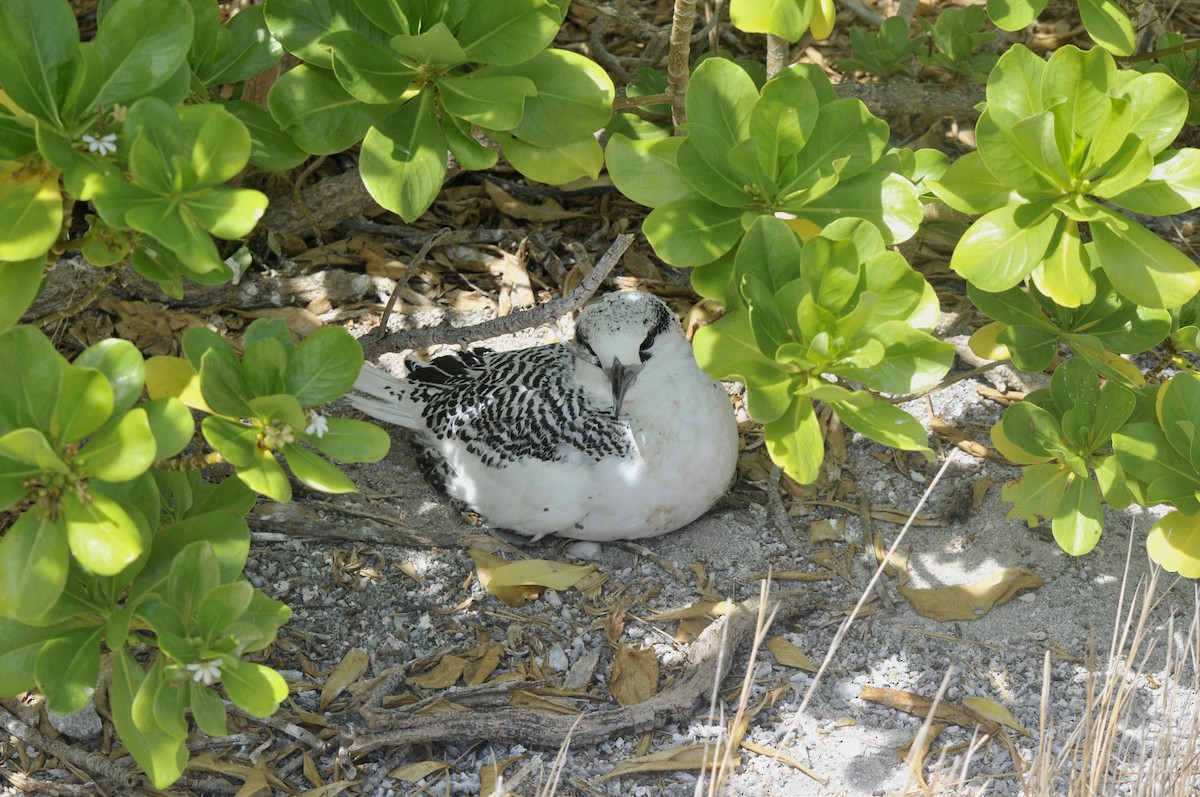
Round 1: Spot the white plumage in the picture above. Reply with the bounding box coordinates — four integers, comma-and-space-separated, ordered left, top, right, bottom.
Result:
348, 291, 738, 541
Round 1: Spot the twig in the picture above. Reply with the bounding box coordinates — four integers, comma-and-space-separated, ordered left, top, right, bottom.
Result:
766, 33, 790, 79
340, 588, 821, 753
667, 0, 698, 128
373, 234, 634, 352
838, 0, 885, 26
33, 260, 123, 329
375, 227, 452, 339
0, 703, 137, 789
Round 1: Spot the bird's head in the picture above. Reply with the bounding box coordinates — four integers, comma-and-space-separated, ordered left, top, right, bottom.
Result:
566, 291, 682, 415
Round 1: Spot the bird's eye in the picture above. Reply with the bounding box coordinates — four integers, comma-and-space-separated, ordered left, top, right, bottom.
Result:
638, 332, 656, 362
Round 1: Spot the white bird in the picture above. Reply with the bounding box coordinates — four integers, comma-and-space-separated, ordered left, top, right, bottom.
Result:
348, 291, 738, 541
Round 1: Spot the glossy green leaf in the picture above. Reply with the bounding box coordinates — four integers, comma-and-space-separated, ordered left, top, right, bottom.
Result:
268, 65, 385, 154
237, 447, 291, 501
0, 164, 62, 262
111, 649, 186, 789
221, 660, 288, 717
1121, 73, 1187, 155
94, 0, 193, 105
730, 0, 811, 41
494, 49, 614, 147
198, 345, 253, 418
283, 442, 356, 493
838, 322, 954, 394
0, 257, 45, 334
189, 681, 227, 738
242, 338, 288, 398
643, 199, 744, 267
1002, 462, 1069, 526
323, 29, 417, 104
306, 417, 390, 463
950, 201, 1058, 292
196, 580, 253, 644
763, 397, 824, 484
389, 21, 467, 65
78, 408, 156, 482
1089, 207, 1200, 309
1158, 373, 1200, 463
0, 0, 78, 124
264, 0, 378, 69
0, 428, 68, 473
130, 511, 249, 602
361, 92, 446, 222
201, 416, 259, 468
285, 327, 362, 407
457, 0, 564, 65
437, 72, 535, 131
0, 325, 63, 433
221, 100, 308, 172
35, 626, 103, 714
178, 104, 252, 186
1108, 148, 1200, 216
0, 511, 68, 621
0, 617, 70, 696
693, 310, 794, 424
63, 490, 142, 575
498, 132, 603, 184
1077, 0, 1135, 55
75, 339, 144, 415
1146, 510, 1200, 578
1052, 475, 1104, 555
605, 135, 691, 209
798, 170, 922, 245
835, 395, 930, 453
201, 4, 284, 86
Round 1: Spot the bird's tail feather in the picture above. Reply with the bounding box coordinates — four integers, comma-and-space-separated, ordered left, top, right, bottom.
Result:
347, 364, 418, 427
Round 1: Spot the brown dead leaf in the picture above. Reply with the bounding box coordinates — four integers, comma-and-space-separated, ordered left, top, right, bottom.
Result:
236, 306, 325, 339
650, 600, 733, 622
898, 723, 946, 795
407, 655, 468, 689
739, 740, 827, 786
898, 567, 1043, 622
484, 180, 586, 222
387, 760, 449, 784
600, 744, 732, 779
480, 755, 526, 796
859, 685, 999, 731
507, 691, 580, 714
971, 476, 995, 510
674, 616, 713, 643
610, 645, 659, 706
809, 518, 841, 544
467, 548, 542, 607
748, 569, 836, 583
319, 648, 369, 710
465, 641, 504, 686
296, 780, 357, 797
232, 761, 271, 797
766, 636, 818, 672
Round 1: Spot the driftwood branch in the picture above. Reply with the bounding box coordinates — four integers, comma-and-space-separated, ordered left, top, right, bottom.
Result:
338, 588, 821, 754
371, 233, 635, 353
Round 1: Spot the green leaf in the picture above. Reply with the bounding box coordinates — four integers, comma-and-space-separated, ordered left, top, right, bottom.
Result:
189, 681, 227, 738
1001, 462, 1069, 526
201, 416, 259, 468
1089, 207, 1200, 309
282, 442, 357, 493
950, 201, 1058, 292
53, 364, 114, 446
268, 65, 386, 154
1077, 0, 1135, 55
1030, 219, 1093, 307
1145, 511, 1200, 578
457, 0, 564, 66
200, 5, 283, 86
323, 29, 418, 104
798, 170, 923, 245
78, 408, 156, 482
113, 653, 186, 788
0, 325, 63, 433
838, 322, 954, 394
1000, 400, 1067, 461
604, 135, 692, 209
306, 417, 390, 463
0, 511, 68, 621
437, 72, 535, 131
285, 327, 362, 407
1121, 72, 1188, 156
0, 428, 69, 473
389, 21, 467, 65
131, 511, 249, 602
221, 100, 308, 172
692, 310, 794, 423
1158, 373, 1200, 463
0, 0, 78, 124
443, 114, 498, 171
1052, 475, 1104, 555
0, 257, 45, 334
682, 58, 758, 169
248, 394, 306, 431
361, 92, 446, 223
199, 345, 254, 418
63, 490, 142, 576
1108, 148, 1200, 216
265, 0, 380, 69
221, 660, 287, 717
36, 626, 103, 714
242, 338, 288, 398
0, 164, 62, 262
496, 132, 603, 184
785, 98, 889, 195
763, 397, 824, 484
752, 69, 819, 176
0, 617, 70, 696
75, 339, 144, 415
94, 0, 193, 105
834, 395, 930, 453
141, 397, 195, 464
186, 187, 269, 239
237, 447, 291, 501
178, 104, 252, 186
493, 49, 614, 147
730, 0, 811, 41
983, 41, 1046, 114
196, 580, 253, 644
643, 199, 744, 267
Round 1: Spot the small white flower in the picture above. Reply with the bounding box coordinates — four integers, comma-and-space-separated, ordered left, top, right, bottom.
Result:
264, 424, 295, 449
305, 410, 329, 438
82, 132, 118, 156
186, 659, 223, 686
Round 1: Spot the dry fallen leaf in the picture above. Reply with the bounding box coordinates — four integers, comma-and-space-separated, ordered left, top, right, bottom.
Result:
766, 636, 818, 672
898, 722, 946, 795
487, 559, 597, 591
387, 760, 449, 784
406, 654, 468, 689
467, 548, 542, 607
898, 567, 1044, 621
600, 744, 732, 779
479, 754, 526, 796
484, 180, 586, 222
962, 696, 1029, 735
808, 518, 841, 543
319, 648, 370, 710
610, 645, 659, 707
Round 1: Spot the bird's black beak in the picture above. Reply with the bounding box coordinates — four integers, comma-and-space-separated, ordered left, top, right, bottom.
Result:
608, 357, 641, 415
